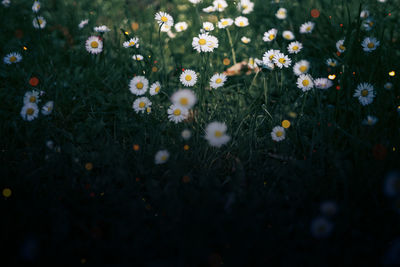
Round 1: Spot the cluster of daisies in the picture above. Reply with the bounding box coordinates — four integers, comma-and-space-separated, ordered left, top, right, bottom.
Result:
32, 1, 47, 29
20, 90, 54, 121
85, 25, 110, 54
129, 75, 160, 114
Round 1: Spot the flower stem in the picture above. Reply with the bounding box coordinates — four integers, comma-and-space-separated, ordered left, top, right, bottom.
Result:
226, 28, 237, 65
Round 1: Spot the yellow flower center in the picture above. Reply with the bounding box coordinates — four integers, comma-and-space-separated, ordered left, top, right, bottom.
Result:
155, 86, 160, 93
276, 131, 283, 137
38, 19, 43, 24
29, 96, 36, 103
284, 34, 291, 39
361, 89, 369, 97
302, 79, 310, 86
239, 22, 244, 26
339, 45, 345, 51
198, 38, 206, 45
216, 78, 222, 84
242, 4, 248, 9
161, 16, 168, 22
26, 108, 34, 115
299, 66, 307, 73
269, 55, 274, 60
214, 131, 223, 137
185, 75, 192, 81
9, 56, 17, 62
91, 41, 98, 48
278, 58, 286, 64
180, 26, 184, 30
306, 26, 311, 31
292, 45, 299, 51
129, 41, 135, 46
173, 109, 181, 116
139, 102, 145, 108
218, 4, 223, 8
180, 97, 189, 106
329, 62, 336, 67
161, 155, 167, 161
222, 21, 228, 26
367, 42, 374, 48
269, 34, 275, 40
369, 22, 374, 26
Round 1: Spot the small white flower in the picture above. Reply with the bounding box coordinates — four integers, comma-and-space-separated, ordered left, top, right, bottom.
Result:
297, 74, 314, 92
181, 129, 192, 140
155, 150, 170, 164
171, 89, 197, 109
41, 101, 54, 115
213, 0, 228, 12
192, 33, 218, 53
23, 90, 41, 105
132, 54, 144, 61
299, 21, 315, 34
32, 1, 41, 12
3, 52, 22, 64
336, 39, 346, 53
202, 22, 214, 31
149, 82, 161, 95
363, 18, 375, 31
326, 58, 338, 68
262, 49, 280, 65
353, 82, 375, 106
175, 22, 188, 32
1, 0, 10, 7
21, 103, 39, 121
85, 36, 103, 54
384, 82, 393, 90
271, 126, 285, 142
234, 16, 249, 27
362, 115, 378, 126
273, 52, 291, 68
361, 37, 380, 52
180, 69, 197, 87
210, 73, 227, 89
293, 60, 310, 76
94, 25, 110, 33
241, 36, 251, 44
167, 104, 189, 124
155, 11, 174, 26
217, 18, 233, 29
78, 19, 89, 29
314, 78, 333, 90
205, 121, 231, 148
360, 10, 369, 19
202, 6, 216, 13
123, 37, 139, 48
189, 0, 202, 4
263, 28, 278, 42
275, 7, 287, 19
33, 16, 46, 29
282, 30, 295, 40
129, 76, 149, 96
238, 0, 254, 14
287, 41, 303, 54
132, 97, 152, 114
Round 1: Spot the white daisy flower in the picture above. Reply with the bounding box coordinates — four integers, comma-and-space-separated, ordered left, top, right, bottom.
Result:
23, 90, 40, 105
275, 7, 287, 19
360, 10, 369, 19
238, 0, 254, 14
175, 22, 188, 32
282, 30, 295, 40
273, 52, 291, 68
20, 103, 39, 121
263, 28, 278, 42
192, 33, 211, 53
241, 36, 251, 44
362, 115, 378, 126
181, 129, 192, 140
132, 54, 144, 61
94, 25, 110, 33
213, 0, 228, 12
314, 78, 333, 90
149, 81, 161, 95
234, 16, 249, 27
362, 19, 374, 31
217, 18, 233, 29
353, 82, 375, 106
361, 37, 380, 52
262, 49, 280, 65
189, 0, 202, 4
202, 22, 214, 31
3, 52, 22, 64
85, 36, 103, 54
155, 11, 174, 27
133, 97, 152, 114
180, 69, 197, 87
271, 126, 285, 142
299, 21, 315, 34
32, 1, 40, 12
155, 150, 170, 164
293, 60, 310, 76
206, 35, 219, 51
78, 19, 89, 29
41, 101, 54, 115
384, 82, 393, 90
33, 16, 46, 29
1, 0, 10, 7
123, 37, 139, 48
46, 140, 54, 150
326, 58, 338, 67
205, 121, 231, 148
297, 74, 314, 92
167, 104, 189, 124
210, 73, 227, 89
160, 24, 172, 32
171, 89, 197, 109
311, 217, 333, 239
129, 76, 149, 96
336, 39, 346, 53
287, 41, 303, 54
202, 6, 216, 13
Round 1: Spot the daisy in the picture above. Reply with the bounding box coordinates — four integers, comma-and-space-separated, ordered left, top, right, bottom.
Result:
263, 28, 278, 42
78, 19, 89, 29
167, 30, 176, 38
273, 52, 291, 68
161, 24, 173, 32
238, 0, 254, 14
311, 217, 333, 239
189, 0, 202, 3
1, 0, 10, 7
282, 30, 295, 40
192, 33, 210, 53
362, 115, 378, 126
326, 58, 338, 67
360, 10, 369, 19
203, 6, 216, 13
275, 7, 287, 19
175, 22, 188, 32
3, 52, 22, 64
297, 74, 314, 92
235, 16, 249, 27
205, 121, 231, 148
129, 76, 149, 96
94, 25, 110, 33
20, 103, 39, 121
181, 129, 192, 140
336, 39, 346, 53
241, 36, 251, 44
23, 90, 40, 105
213, 0, 228, 12
202, 22, 214, 31
41, 101, 54, 115
167, 104, 189, 124
180, 69, 197, 86
287, 41, 303, 54
293, 60, 310, 76
314, 78, 333, 90
384, 82, 393, 90
133, 97, 152, 114
32, 1, 40, 12
33, 16, 46, 29
299, 21, 315, 34
123, 37, 139, 48
85, 36, 103, 54
155, 150, 170, 164
210, 73, 227, 89
362, 18, 374, 31
271, 126, 285, 142
171, 89, 197, 109
262, 49, 279, 64
207, 35, 219, 51
361, 37, 380, 52
132, 54, 144, 61
155, 11, 174, 27
353, 82, 375, 106
217, 18, 233, 29
149, 81, 161, 95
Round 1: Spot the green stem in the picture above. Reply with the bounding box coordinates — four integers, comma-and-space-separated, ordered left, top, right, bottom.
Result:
226, 28, 237, 65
